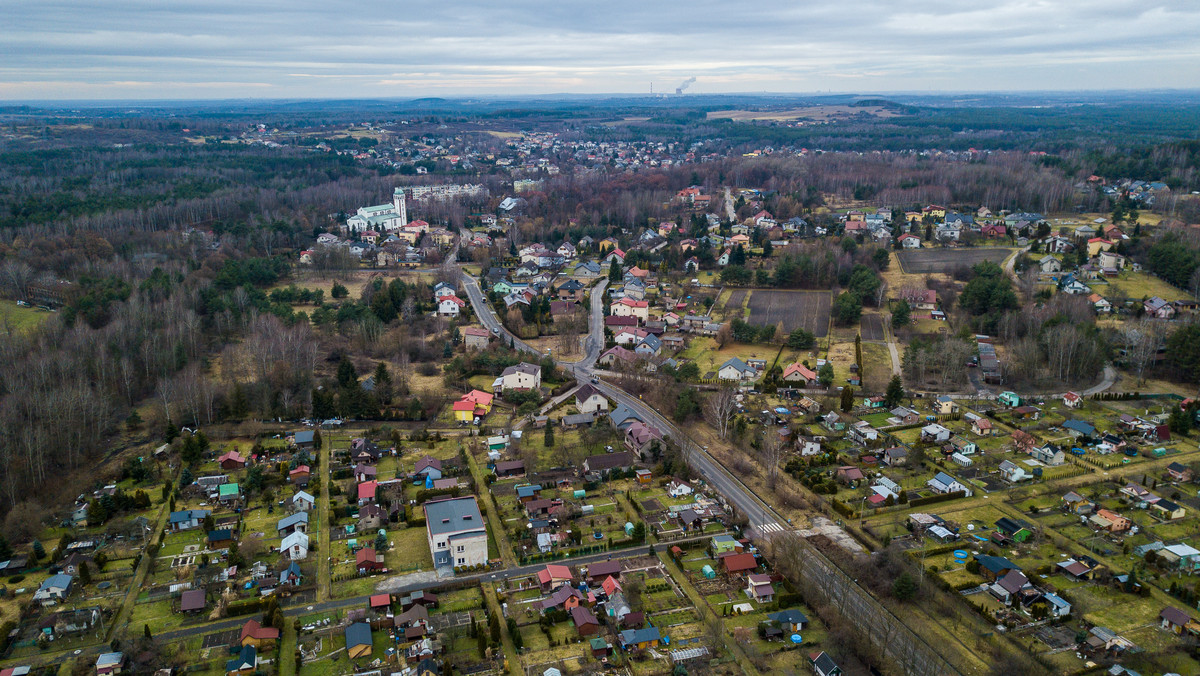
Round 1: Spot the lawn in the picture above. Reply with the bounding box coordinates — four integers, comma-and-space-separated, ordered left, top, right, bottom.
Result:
0, 300, 53, 333
1099, 270, 1190, 302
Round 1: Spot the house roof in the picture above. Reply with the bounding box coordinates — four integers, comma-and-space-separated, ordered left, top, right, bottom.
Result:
1161, 606, 1191, 626
240, 619, 279, 642
721, 552, 758, 572
812, 651, 839, 675
281, 531, 309, 551
424, 497, 484, 536
277, 512, 309, 531
357, 481, 378, 500
588, 560, 622, 578
293, 490, 315, 504
619, 626, 661, 645
975, 555, 1018, 574
996, 570, 1028, 594
345, 622, 373, 648
769, 608, 809, 625
570, 605, 599, 627
180, 589, 205, 612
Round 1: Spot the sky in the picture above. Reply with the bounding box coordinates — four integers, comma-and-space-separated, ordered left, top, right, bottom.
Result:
2, 0, 1199, 100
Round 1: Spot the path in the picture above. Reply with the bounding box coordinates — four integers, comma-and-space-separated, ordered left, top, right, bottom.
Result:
316, 434, 332, 602
723, 187, 736, 222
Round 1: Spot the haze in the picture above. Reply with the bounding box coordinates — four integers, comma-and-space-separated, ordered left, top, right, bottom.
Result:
1, 0, 1199, 99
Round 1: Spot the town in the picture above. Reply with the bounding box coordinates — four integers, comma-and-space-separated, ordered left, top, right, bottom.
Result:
2, 95, 1200, 676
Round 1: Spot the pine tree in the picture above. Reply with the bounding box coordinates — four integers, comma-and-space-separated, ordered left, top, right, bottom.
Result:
884, 376, 905, 408
841, 387, 854, 413
144, 624, 152, 639
32, 540, 44, 560
893, 572, 917, 601
489, 613, 501, 643
544, 422, 555, 447
855, 333, 863, 378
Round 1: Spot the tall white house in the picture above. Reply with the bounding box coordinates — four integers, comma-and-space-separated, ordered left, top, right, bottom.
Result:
424, 497, 488, 569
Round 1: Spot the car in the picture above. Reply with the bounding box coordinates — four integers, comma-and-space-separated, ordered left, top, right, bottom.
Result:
591, 376, 599, 384
491, 326, 501, 334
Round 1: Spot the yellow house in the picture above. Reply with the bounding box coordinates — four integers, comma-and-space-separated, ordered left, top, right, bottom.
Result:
923, 205, 946, 219
239, 620, 280, 649
905, 211, 922, 223
935, 395, 960, 415
599, 237, 618, 252
1087, 238, 1115, 257
453, 390, 494, 422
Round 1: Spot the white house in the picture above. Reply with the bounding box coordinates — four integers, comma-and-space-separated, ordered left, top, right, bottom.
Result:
718, 357, 757, 381
437, 295, 466, 317
292, 491, 315, 512
927, 472, 972, 496
425, 497, 488, 569
610, 297, 649, 322
281, 531, 310, 560
920, 424, 952, 443
574, 384, 609, 414
33, 574, 73, 605
998, 460, 1031, 483
494, 362, 542, 392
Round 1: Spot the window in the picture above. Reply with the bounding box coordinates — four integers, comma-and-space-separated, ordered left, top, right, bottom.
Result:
457, 557, 465, 565
456, 545, 464, 553
437, 541, 446, 549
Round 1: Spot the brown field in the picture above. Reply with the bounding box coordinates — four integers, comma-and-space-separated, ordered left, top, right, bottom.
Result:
746, 290, 831, 337
860, 313, 885, 341
706, 105, 900, 122
897, 247, 1015, 274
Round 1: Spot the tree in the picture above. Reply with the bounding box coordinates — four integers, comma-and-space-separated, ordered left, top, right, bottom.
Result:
1167, 324, 1200, 384
144, 624, 152, 639
785, 328, 815, 350
840, 387, 854, 413
631, 521, 646, 542
872, 248, 891, 270
855, 333, 863, 375
818, 363, 834, 387
884, 376, 904, 407
32, 540, 45, 560
833, 292, 863, 325
608, 258, 622, 282
489, 612, 501, 644
704, 388, 738, 440
544, 421, 555, 447
891, 300, 911, 328
331, 283, 349, 299
893, 572, 917, 601
79, 561, 92, 586
761, 431, 785, 488
761, 238, 773, 257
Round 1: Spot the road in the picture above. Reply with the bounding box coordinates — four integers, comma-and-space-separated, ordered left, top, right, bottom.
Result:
460, 268, 789, 538
723, 187, 737, 222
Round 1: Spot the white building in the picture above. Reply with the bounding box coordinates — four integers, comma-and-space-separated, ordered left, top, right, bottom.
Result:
424, 497, 488, 569
346, 190, 408, 233
494, 362, 541, 392
281, 531, 310, 560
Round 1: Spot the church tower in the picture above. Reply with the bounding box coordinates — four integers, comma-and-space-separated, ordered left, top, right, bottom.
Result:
392, 187, 408, 227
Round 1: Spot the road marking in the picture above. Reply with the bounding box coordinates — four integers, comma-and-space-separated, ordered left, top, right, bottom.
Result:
757, 522, 786, 534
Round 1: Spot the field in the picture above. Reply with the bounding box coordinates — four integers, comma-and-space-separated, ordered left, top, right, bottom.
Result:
0, 300, 53, 333
860, 313, 885, 341
1098, 270, 1191, 302
746, 290, 831, 337
897, 248, 1015, 274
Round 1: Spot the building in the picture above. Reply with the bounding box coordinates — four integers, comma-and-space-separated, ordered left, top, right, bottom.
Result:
463, 327, 491, 350
345, 622, 374, 659
574, 384, 609, 414
927, 472, 971, 496
494, 362, 541, 392
281, 531, 309, 560
781, 362, 817, 385
169, 509, 210, 532
239, 619, 280, 648
95, 653, 125, 675
34, 574, 73, 605
424, 497, 488, 569
718, 357, 757, 381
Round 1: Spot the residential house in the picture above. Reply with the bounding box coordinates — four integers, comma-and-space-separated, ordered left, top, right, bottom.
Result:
1063, 391, 1083, 408
1090, 509, 1132, 533
345, 622, 373, 659
239, 619, 280, 649
768, 609, 809, 632
495, 362, 542, 391
990, 570, 1029, 606
971, 418, 994, 436
225, 646, 257, 675
574, 384, 609, 414
934, 395, 959, 415
618, 626, 661, 651
33, 574, 73, 605
218, 451, 246, 470
1160, 606, 1195, 635
975, 555, 1019, 582
292, 491, 315, 512
1038, 256, 1062, 274
95, 652, 125, 675
281, 531, 309, 560
356, 548, 386, 573
720, 552, 758, 576
718, 357, 757, 381
810, 651, 842, 676
920, 423, 951, 443
927, 472, 971, 496
424, 497, 488, 569
276, 512, 309, 537
882, 447, 908, 467
781, 362, 817, 385
582, 452, 635, 476
571, 606, 601, 636
463, 327, 491, 350
711, 534, 743, 556
1167, 462, 1193, 482
1151, 498, 1186, 521
1030, 444, 1065, 466
1144, 296, 1176, 319
745, 574, 775, 603
610, 297, 649, 322
624, 421, 663, 460
999, 460, 1030, 483
169, 509, 210, 532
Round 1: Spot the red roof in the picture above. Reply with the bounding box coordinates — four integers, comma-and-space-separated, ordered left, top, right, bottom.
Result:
537, 564, 573, 586
370, 594, 391, 608
358, 481, 378, 500
290, 465, 310, 475
240, 619, 280, 643
462, 390, 494, 407
357, 548, 381, 567
617, 298, 648, 308
453, 400, 476, 412
721, 552, 758, 573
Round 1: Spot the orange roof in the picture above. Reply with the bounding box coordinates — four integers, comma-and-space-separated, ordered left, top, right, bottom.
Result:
240, 619, 280, 642
462, 390, 494, 407
617, 298, 648, 308
453, 400, 476, 412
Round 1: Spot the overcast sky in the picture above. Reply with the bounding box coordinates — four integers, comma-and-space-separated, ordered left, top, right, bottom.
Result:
2, 0, 1199, 100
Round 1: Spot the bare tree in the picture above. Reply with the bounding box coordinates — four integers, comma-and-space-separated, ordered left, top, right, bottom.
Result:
761, 430, 785, 489
703, 387, 738, 440
1124, 320, 1165, 386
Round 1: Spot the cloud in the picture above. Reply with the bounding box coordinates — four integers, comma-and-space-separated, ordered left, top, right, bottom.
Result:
0, 0, 1198, 99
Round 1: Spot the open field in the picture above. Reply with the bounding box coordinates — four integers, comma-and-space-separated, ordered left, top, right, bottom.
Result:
747, 289, 831, 337
897, 247, 1015, 274
0, 300, 53, 333
860, 313, 885, 341
1098, 270, 1191, 302
707, 105, 901, 122
725, 288, 748, 310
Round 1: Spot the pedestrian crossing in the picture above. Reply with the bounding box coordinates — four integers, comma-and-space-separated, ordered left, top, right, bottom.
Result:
755, 521, 787, 535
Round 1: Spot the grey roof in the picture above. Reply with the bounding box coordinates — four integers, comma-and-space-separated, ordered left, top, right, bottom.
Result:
563, 412, 596, 425
1063, 419, 1096, 435
608, 403, 643, 429
424, 497, 485, 536
768, 608, 809, 625
720, 357, 755, 374
813, 651, 839, 675
619, 626, 661, 645
345, 621, 373, 648
294, 430, 315, 444
502, 362, 541, 377
277, 512, 309, 531
169, 509, 210, 524
180, 589, 206, 611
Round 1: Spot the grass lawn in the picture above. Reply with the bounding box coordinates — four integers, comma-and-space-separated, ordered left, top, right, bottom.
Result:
1099, 270, 1190, 302
0, 300, 53, 333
